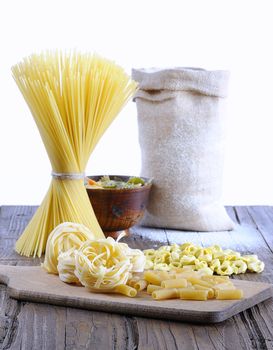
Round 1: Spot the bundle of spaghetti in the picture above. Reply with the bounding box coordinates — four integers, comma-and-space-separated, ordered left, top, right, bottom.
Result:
12, 51, 138, 257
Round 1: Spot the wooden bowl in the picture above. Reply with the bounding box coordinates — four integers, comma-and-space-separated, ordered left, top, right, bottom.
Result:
86, 175, 152, 238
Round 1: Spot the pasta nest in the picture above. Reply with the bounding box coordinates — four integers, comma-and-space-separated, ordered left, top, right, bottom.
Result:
74, 237, 144, 291
43, 222, 95, 274
57, 248, 80, 284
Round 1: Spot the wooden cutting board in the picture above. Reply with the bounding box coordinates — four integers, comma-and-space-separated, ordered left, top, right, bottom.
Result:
0, 265, 272, 324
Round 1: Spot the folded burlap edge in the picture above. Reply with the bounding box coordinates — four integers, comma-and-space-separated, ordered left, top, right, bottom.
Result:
132, 67, 230, 98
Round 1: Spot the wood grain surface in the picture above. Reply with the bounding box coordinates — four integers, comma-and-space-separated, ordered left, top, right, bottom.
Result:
0, 265, 272, 325
1, 206, 273, 349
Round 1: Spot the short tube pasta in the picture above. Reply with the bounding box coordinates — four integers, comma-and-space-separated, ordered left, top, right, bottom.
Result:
213, 283, 236, 290
201, 275, 230, 284
127, 276, 141, 287
193, 285, 214, 299
144, 271, 162, 285
215, 289, 243, 300
186, 277, 214, 288
158, 271, 174, 281
114, 285, 137, 298
147, 284, 163, 294
161, 278, 187, 289
152, 288, 179, 300
134, 280, 148, 291
180, 289, 209, 301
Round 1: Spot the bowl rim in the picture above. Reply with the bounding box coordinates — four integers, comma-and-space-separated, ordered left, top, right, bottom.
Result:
85, 175, 152, 193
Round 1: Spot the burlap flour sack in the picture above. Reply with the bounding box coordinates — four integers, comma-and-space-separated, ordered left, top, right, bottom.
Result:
132, 68, 234, 231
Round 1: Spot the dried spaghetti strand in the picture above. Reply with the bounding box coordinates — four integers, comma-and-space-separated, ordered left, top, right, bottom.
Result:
12, 51, 138, 257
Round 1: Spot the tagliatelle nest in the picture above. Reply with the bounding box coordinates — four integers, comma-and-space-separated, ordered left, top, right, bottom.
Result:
74, 237, 145, 291
118, 242, 146, 273
57, 248, 80, 284
43, 222, 95, 274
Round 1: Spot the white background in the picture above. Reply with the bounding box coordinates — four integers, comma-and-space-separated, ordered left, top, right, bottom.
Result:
0, 0, 272, 205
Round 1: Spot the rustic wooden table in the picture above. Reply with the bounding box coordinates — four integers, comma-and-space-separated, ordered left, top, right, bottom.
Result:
0, 206, 273, 350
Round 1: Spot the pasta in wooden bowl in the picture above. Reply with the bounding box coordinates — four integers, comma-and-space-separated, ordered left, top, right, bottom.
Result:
86, 175, 152, 238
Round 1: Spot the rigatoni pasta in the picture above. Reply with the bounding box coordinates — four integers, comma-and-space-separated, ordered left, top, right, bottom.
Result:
145, 269, 243, 301
134, 280, 148, 291
147, 284, 163, 294
114, 285, 137, 298
161, 278, 187, 289
152, 288, 179, 300
143, 271, 162, 285
193, 285, 214, 299
215, 289, 244, 300
180, 289, 209, 301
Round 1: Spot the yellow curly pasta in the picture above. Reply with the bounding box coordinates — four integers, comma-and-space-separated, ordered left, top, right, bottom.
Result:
143, 242, 265, 276
57, 248, 80, 284
247, 260, 265, 273
74, 238, 145, 291
230, 260, 247, 274
74, 239, 131, 291
43, 222, 95, 274
118, 243, 146, 272
215, 261, 234, 276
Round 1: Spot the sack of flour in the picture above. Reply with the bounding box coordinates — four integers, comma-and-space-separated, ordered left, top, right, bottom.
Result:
132, 67, 234, 231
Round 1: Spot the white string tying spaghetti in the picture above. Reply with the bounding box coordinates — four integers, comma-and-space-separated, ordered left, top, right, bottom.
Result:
51, 172, 85, 180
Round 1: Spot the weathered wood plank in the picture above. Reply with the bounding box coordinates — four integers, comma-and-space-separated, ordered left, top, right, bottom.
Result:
247, 206, 273, 252
232, 206, 273, 283
161, 206, 273, 350
124, 225, 168, 250
162, 206, 273, 286
0, 207, 139, 350
0, 206, 37, 239
135, 315, 264, 350
65, 309, 137, 350
0, 205, 273, 350
0, 206, 41, 264
0, 238, 42, 264
225, 206, 237, 222
0, 287, 21, 350
4, 303, 66, 350
1, 300, 139, 350
131, 206, 273, 349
